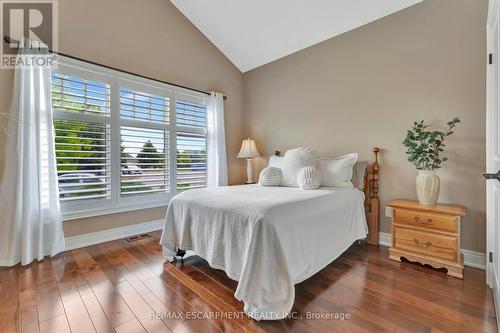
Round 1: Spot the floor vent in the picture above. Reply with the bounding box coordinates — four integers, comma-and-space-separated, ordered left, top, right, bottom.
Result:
125, 233, 152, 242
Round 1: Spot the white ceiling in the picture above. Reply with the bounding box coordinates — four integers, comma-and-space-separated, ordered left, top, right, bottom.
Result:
170, 0, 422, 73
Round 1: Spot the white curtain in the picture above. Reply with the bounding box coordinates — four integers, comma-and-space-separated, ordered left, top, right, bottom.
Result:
0, 46, 65, 266
206, 92, 228, 186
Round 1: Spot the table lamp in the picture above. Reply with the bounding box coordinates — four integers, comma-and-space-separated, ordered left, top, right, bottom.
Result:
237, 139, 261, 184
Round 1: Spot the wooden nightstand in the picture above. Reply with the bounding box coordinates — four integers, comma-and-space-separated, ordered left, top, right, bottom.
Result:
387, 199, 467, 278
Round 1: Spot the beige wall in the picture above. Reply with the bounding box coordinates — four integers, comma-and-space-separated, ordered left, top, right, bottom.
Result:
0, 0, 245, 237
243, 0, 488, 252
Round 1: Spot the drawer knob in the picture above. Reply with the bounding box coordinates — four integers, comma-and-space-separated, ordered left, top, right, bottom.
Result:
414, 239, 432, 248
415, 217, 432, 225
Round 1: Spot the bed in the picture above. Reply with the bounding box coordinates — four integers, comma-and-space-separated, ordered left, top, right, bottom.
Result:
160, 148, 380, 320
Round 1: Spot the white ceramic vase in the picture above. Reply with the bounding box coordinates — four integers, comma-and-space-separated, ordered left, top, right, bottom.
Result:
415, 170, 440, 205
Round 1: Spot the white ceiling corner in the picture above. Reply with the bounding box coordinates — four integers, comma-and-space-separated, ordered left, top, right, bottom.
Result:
170, 0, 423, 73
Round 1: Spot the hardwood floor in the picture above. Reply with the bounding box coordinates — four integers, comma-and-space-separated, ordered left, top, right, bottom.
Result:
0, 231, 496, 333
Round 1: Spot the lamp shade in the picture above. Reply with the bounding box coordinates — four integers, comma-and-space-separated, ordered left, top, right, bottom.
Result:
237, 139, 261, 158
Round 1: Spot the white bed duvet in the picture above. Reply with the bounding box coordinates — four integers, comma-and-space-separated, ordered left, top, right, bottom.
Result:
160, 185, 368, 320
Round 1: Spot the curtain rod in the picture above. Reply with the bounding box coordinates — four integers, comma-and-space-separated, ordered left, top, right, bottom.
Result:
3, 35, 227, 101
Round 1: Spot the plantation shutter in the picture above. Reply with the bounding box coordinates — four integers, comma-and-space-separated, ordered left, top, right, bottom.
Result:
175, 94, 207, 191
119, 83, 171, 197
52, 71, 112, 203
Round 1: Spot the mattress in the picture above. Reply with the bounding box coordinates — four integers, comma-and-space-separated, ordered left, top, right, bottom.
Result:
160, 185, 368, 320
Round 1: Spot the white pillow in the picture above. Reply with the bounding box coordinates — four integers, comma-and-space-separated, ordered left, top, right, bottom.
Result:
297, 166, 321, 190
318, 153, 358, 187
258, 167, 282, 186
268, 155, 284, 168
281, 147, 317, 187
352, 161, 369, 190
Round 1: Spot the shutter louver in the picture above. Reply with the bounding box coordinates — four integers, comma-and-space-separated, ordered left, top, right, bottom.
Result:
176, 99, 207, 130
120, 87, 170, 124
52, 72, 111, 116
52, 72, 112, 203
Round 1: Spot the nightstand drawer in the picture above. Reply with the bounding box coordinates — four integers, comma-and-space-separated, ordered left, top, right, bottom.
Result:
393, 226, 458, 262
393, 208, 457, 233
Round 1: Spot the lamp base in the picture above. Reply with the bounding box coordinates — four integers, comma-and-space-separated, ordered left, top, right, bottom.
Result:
246, 158, 254, 184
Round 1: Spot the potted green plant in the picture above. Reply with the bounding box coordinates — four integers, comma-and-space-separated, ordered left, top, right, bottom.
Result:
403, 117, 460, 205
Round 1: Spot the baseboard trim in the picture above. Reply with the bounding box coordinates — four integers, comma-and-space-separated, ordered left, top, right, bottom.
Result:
65, 219, 164, 251
379, 232, 392, 247
378, 232, 486, 270
461, 249, 487, 270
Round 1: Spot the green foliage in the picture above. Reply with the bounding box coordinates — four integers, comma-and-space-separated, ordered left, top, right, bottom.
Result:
177, 150, 192, 190
137, 140, 163, 168
177, 150, 192, 166
120, 141, 126, 166
120, 181, 153, 194
403, 117, 460, 170
54, 121, 106, 171
61, 184, 106, 199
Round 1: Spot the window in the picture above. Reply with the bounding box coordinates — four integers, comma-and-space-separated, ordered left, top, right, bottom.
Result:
52, 58, 208, 218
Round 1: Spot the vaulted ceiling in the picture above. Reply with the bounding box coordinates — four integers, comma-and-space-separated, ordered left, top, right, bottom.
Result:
170, 0, 423, 72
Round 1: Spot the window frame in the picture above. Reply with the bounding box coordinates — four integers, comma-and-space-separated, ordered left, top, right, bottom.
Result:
53, 56, 208, 220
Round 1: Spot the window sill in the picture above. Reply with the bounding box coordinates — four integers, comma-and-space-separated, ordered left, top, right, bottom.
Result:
62, 201, 168, 221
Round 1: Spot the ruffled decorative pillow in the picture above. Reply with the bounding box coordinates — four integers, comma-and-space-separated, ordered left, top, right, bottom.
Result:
297, 166, 321, 190
258, 167, 282, 186
280, 147, 317, 187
